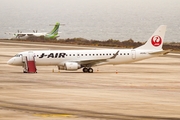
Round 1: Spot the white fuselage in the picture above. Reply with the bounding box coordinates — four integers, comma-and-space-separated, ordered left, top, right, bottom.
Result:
12, 33, 47, 40
7, 49, 157, 67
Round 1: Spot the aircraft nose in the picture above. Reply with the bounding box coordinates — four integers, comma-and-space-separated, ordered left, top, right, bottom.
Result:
7, 58, 14, 65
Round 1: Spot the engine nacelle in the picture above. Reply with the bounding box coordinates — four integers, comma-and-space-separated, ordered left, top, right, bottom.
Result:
64, 62, 81, 71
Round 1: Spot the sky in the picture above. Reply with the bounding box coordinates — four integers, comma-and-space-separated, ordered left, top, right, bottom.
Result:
0, 0, 180, 41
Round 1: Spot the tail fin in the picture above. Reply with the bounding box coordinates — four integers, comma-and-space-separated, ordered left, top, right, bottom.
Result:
136, 25, 166, 50
48, 22, 60, 35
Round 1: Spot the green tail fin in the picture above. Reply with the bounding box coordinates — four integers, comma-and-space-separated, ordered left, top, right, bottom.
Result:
48, 22, 60, 35
45, 22, 60, 39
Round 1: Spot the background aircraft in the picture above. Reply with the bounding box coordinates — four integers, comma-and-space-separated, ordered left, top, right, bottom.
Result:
10, 22, 61, 40
7, 25, 170, 73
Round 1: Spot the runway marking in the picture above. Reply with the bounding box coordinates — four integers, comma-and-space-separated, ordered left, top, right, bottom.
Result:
34, 113, 75, 118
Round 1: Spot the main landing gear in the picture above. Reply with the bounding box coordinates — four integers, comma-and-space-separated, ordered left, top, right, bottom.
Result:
82, 67, 93, 73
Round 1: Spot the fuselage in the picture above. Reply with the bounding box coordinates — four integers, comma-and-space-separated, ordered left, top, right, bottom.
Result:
11, 32, 57, 40
7, 49, 157, 67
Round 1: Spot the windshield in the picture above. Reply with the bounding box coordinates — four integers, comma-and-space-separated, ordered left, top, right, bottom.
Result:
14, 54, 22, 57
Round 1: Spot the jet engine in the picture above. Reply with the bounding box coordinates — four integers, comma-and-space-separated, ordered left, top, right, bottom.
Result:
64, 62, 81, 71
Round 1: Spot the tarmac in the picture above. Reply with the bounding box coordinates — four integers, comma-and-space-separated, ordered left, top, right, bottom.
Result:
0, 40, 180, 120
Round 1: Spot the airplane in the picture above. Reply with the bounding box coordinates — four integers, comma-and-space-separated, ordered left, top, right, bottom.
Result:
7, 25, 170, 73
10, 22, 60, 40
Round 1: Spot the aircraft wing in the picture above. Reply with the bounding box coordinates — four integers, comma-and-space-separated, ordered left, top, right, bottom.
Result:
16, 33, 26, 37
27, 34, 35, 37
77, 58, 108, 66
16, 33, 26, 35
27, 33, 45, 37
149, 49, 172, 55
74, 50, 119, 67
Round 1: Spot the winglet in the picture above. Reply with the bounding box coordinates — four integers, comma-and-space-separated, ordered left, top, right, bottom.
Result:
110, 50, 119, 59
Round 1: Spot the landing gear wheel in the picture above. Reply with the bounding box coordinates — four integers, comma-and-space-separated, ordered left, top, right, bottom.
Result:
88, 68, 93, 73
83, 67, 88, 73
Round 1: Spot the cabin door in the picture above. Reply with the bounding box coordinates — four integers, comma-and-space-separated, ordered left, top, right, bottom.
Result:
131, 50, 136, 59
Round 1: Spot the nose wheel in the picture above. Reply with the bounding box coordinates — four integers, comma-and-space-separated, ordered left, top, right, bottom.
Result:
83, 67, 93, 73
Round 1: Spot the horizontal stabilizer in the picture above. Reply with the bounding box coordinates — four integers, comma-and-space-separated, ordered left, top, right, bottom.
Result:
149, 49, 172, 55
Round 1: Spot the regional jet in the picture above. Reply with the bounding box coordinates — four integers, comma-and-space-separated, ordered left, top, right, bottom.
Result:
10, 22, 61, 40
7, 25, 170, 73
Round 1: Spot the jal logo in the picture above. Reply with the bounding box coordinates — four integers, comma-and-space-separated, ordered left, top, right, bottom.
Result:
151, 35, 162, 47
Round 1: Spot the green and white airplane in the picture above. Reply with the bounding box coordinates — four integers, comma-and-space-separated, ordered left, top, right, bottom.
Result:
11, 22, 60, 40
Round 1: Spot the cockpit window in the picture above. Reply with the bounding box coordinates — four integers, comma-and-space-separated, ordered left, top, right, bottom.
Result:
14, 54, 22, 57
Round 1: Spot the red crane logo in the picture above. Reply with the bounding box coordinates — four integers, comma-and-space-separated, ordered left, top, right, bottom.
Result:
151, 35, 162, 47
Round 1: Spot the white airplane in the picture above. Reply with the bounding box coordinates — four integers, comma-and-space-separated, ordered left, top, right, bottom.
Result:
7, 25, 170, 73
10, 22, 60, 40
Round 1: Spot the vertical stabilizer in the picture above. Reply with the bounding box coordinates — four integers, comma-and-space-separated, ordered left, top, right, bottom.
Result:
45, 22, 60, 39
136, 25, 166, 50
48, 22, 60, 35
